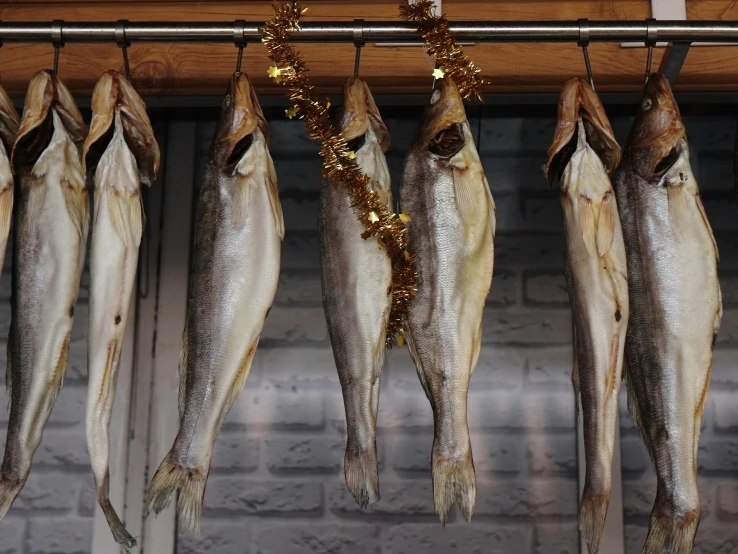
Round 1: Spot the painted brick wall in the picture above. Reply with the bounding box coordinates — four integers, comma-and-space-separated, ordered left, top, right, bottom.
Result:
0, 107, 736, 554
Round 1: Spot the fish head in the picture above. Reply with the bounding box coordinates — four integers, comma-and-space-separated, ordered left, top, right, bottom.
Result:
338, 77, 391, 205
408, 76, 479, 172
545, 78, 621, 188
626, 73, 686, 182
84, 70, 160, 186
0, 86, 19, 153
212, 71, 270, 172
12, 69, 87, 170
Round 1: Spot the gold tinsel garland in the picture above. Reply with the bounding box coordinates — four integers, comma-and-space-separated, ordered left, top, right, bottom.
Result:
401, 0, 488, 100
260, 2, 416, 347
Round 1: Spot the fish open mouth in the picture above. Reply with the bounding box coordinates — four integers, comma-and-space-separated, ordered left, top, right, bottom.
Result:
545, 78, 620, 188
429, 122, 465, 158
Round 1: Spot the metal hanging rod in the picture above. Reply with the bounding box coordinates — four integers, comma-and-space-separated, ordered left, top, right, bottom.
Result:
1, 20, 738, 44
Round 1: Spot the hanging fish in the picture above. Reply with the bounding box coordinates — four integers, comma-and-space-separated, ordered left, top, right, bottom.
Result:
0, 87, 19, 274
613, 74, 722, 554
400, 76, 495, 523
0, 70, 88, 519
545, 78, 627, 554
83, 70, 159, 550
320, 76, 392, 508
144, 72, 283, 535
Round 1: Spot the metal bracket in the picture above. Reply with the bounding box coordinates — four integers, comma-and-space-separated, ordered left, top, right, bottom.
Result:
578, 18, 594, 90
353, 19, 364, 76
51, 19, 64, 74
115, 20, 132, 81
234, 19, 246, 73
658, 41, 691, 87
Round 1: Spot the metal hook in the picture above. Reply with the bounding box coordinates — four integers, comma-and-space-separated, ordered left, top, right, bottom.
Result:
353, 19, 364, 77
234, 19, 246, 73
115, 20, 132, 82
51, 20, 64, 75
645, 18, 657, 85
578, 18, 594, 90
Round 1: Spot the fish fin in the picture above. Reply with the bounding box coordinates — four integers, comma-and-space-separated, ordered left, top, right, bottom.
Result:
106, 187, 130, 249
218, 336, 260, 429
667, 184, 689, 244
0, 476, 26, 521
129, 192, 144, 249
5, 337, 11, 399
695, 192, 719, 262
23, 183, 46, 236
49, 333, 72, 408
0, 187, 12, 252
144, 454, 206, 537
484, 176, 496, 238
643, 504, 700, 554
470, 322, 483, 375
265, 156, 285, 239
452, 167, 480, 225
178, 323, 188, 419
572, 330, 581, 420
405, 327, 431, 401
578, 490, 610, 554
231, 172, 250, 228
432, 450, 476, 524
97, 475, 137, 551
578, 194, 596, 257
596, 191, 616, 257
62, 181, 89, 241
622, 358, 651, 459
344, 448, 380, 509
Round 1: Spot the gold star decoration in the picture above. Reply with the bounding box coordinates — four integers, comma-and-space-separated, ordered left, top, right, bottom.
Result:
432, 67, 445, 79
267, 66, 282, 80
369, 211, 380, 223
285, 105, 299, 119
401, 0, 488, 100
346, 151, 356, 160
399, 213, 412, 223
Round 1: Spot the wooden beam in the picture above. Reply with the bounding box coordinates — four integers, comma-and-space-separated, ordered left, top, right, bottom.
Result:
0, 2, 733, 100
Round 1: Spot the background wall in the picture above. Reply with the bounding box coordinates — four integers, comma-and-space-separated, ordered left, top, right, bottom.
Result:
0, 102, 736, 554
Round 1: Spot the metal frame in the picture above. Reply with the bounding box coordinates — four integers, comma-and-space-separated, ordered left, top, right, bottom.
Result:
0, 19, 738, 44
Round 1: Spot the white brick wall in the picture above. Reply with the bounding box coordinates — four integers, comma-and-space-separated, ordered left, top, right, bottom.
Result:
0, 111, 736, 553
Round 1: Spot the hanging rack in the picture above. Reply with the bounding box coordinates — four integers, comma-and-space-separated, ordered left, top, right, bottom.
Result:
0, 20, 737, 44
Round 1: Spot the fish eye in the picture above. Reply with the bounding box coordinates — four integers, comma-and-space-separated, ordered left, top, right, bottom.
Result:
641, 97, 653, 111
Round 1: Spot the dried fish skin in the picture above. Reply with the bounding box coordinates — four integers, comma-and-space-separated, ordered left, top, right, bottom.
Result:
321, 76, 392, 508
613, 74, 721, 554
0, 70, 88, 521
144, 72, 283, 536
84, 70, 159, 551
400, 76, 495, 524
547, 78, 628, 554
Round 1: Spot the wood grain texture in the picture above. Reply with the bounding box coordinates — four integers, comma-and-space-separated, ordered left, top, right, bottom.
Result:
0, 1, 735, 96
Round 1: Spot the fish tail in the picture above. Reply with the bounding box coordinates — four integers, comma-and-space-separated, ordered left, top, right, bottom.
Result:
344, 446, 379, 509
144, 454, 206, 537
578, 488, 611, 554
0, 475, 25, 521
642, 498, 700, 554
97, 475, 136, 552
431, 450, 476, 524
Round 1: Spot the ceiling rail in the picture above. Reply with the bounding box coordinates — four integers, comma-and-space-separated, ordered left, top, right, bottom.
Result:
0, 20, 737, 44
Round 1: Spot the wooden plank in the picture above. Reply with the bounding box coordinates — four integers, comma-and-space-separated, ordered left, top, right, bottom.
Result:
0, 2, 732, 99
141, 120, 196, 554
